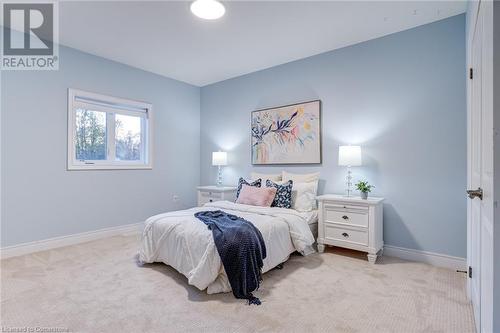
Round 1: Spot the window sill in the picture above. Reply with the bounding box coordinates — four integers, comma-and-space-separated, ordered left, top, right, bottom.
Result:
67, 164, 153, 171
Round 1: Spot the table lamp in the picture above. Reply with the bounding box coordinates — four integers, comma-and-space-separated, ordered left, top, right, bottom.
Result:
212, 151, 227, 187
338, 145, 361, 197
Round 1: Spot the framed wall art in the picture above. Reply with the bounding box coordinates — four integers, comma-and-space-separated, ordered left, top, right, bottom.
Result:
251, 100, 321, 165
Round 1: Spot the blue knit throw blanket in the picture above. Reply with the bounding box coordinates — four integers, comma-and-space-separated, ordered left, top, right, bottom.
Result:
194, 210, 267, 305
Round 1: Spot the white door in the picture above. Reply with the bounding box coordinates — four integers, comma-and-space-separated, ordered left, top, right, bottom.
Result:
469, 9, 482, 330
467, 1, 494, 332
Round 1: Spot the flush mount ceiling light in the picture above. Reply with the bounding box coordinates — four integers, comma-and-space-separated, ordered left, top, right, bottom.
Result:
190, 0, 225, 20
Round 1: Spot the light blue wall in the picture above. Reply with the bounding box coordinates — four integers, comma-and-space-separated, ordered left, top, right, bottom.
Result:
200, 15, 467, 257
1, 46, 200, 247
1, 15, 467, 259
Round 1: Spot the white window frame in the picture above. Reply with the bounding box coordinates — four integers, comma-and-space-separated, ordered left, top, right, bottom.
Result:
67, 88, 153, 170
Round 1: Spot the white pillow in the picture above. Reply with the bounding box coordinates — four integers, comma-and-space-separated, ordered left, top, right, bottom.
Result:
282, 171, 320, 210
282, 171, 320, 183
251, 172, 282, 182
291, 182, 317, 212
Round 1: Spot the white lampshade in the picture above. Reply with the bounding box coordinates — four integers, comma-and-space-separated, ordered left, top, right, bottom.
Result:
338, 146, 362, 166
212, 151, 227, 166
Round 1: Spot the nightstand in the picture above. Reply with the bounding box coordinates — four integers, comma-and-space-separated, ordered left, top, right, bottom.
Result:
316, 194, 384, 264
197, 186, 237, 206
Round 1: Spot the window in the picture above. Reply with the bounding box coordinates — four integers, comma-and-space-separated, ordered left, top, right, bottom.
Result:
67, 89, 153, 170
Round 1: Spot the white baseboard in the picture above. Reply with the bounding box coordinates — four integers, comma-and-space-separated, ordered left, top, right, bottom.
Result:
383, 245, 466, 271
0, 222, 143, 259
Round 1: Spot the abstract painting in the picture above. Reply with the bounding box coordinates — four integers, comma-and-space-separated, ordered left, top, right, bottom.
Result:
251, 100, 321, 164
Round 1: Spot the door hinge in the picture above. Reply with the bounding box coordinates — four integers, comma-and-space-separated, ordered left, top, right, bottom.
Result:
469, 68, 473, 79
469, 266, 472, 278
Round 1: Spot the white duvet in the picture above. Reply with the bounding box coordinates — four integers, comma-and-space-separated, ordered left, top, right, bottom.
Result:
139, 201, 315, 294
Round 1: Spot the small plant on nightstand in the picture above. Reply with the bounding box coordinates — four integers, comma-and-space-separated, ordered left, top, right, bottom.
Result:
355, 181, 374, 200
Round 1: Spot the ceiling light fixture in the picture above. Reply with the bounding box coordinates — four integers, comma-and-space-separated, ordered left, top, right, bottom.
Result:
191, 0, 225, 20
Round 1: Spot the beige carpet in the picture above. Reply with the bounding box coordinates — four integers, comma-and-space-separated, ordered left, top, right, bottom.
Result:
1, 234, 475, 333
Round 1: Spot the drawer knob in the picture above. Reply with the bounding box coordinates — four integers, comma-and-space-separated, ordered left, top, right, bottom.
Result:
342, 215, 349, 220
209, 199, 213, 202
342, 232, 349, 238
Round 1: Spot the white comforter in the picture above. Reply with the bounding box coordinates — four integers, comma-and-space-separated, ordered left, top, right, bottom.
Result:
139, 201, 315, 294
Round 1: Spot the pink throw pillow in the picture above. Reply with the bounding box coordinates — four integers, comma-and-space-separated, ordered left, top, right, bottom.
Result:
236, 184, 277, 207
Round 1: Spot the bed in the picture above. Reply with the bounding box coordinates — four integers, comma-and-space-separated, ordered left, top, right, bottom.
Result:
139, 200, 316, 294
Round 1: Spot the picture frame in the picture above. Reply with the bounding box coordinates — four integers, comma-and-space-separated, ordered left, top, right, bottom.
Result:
251, 100, 322, 165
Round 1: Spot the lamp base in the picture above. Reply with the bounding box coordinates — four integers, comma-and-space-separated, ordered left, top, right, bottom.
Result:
345, 167, 353, 197
216, 165, 223, 187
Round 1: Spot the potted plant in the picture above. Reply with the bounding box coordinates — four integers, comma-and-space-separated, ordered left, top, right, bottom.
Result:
355, 181, 374, 200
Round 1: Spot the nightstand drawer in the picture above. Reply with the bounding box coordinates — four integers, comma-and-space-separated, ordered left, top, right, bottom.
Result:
324, 203, 368, 213
199, 197, 217, 205
324, 223, 368, 246
324, 209, 368, 228
200, 191, 222, 199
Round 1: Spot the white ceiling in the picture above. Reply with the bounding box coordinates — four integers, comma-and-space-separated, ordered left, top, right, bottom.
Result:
59, 1, 467, 86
